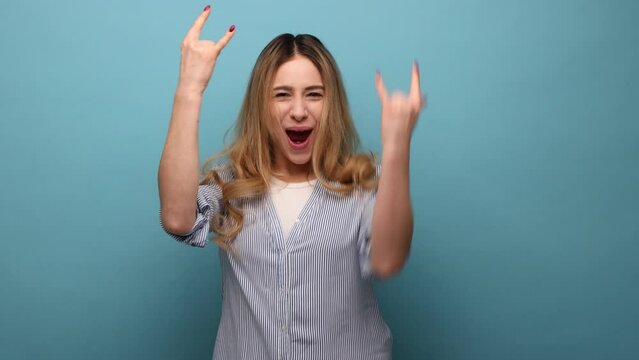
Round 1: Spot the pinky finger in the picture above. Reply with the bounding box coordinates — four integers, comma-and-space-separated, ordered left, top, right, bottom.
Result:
216, 24, 236, 50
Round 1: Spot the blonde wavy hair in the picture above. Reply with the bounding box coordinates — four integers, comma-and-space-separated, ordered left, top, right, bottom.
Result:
202, 33, 378, 249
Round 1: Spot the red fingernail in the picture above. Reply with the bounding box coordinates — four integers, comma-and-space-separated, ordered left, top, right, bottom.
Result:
203, 5, 210, 12
229, 24, 236, 32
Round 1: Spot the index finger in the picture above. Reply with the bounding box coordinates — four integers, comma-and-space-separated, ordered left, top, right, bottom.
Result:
410, 61, 422, 103
184, 5, 212, 42
375, 70, 388, 101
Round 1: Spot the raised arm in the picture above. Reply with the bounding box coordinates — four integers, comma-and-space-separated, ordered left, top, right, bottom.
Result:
158, 5, 235, 234
370, 62, 424, 278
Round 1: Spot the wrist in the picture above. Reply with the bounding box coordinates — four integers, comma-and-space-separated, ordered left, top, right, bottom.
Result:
381, 136, 411, 154
175, 83, 205, 99
381, 141, 410, 162
174, 86, 204, 103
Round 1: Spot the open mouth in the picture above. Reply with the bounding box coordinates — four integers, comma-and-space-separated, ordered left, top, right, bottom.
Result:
285, 129, 313, 144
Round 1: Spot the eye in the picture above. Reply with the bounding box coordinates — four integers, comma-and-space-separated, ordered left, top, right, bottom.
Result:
274, 92, 290, 98
307, 92, 323, 98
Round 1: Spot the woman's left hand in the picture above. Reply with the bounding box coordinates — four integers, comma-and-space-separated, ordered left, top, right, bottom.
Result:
375, 62, 425, 149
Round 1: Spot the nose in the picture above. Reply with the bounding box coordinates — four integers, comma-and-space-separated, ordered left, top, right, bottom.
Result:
289, 96, 308, 122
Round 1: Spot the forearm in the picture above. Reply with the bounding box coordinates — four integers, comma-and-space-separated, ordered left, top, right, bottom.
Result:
158, 88, 203, 234
370, 142, 414, 278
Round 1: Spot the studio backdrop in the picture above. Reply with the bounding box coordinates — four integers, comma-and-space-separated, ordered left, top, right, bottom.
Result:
1, 0, 637, 359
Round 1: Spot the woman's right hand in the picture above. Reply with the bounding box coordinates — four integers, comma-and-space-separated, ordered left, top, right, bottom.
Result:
177, 5, 235, 95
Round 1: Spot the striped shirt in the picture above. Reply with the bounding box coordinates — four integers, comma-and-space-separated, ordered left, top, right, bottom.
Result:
161, 166, 392, 359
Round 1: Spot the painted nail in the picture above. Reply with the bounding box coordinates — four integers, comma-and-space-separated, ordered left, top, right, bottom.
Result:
203, 5, 210, 12
229, 24, 236, 32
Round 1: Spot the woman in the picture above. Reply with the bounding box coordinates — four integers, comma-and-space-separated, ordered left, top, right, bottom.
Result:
159, 5, 423, 359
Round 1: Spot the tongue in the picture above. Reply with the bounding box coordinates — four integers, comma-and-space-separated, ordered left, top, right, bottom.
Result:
287, 130, 311, 143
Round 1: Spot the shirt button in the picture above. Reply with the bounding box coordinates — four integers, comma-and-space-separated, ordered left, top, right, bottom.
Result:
294, 218, 300, 223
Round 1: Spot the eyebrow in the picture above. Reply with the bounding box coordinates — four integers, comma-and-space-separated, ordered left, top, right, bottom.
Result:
272, 85, 325, 92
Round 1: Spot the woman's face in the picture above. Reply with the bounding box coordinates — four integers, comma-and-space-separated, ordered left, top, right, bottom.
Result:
269, 54, 324, 180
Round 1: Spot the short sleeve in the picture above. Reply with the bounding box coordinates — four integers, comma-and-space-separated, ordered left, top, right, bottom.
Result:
160, 182, 223, 248
357, 164, 382, 279
357, 190, 377, 279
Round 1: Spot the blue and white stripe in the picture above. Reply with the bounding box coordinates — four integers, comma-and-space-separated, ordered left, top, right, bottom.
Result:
160, 166, 392, 359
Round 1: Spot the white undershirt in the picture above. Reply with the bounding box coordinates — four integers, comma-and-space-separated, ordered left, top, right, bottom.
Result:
269, 177, 317, 239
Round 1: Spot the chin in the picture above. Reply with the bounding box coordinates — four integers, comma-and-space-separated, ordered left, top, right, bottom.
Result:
286, 153, 312, 166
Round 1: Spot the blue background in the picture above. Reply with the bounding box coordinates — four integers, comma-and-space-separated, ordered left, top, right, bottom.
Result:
1, 0, 638, 359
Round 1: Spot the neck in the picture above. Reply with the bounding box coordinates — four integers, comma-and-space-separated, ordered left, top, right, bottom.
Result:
272, 162, 315, 183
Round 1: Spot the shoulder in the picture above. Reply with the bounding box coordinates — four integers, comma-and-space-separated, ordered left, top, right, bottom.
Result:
200, 162, 236, 185
355, 163, 381, 203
